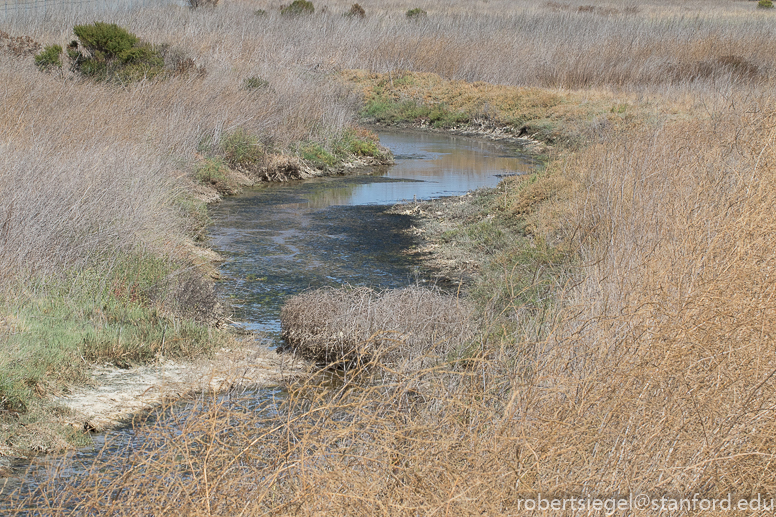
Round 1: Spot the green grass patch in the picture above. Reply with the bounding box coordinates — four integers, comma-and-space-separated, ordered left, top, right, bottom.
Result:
243, 76, 270, 91
332, 127, 384, 159
405, 8, 427, 18
220, 129, 264, 169
297, 127, 387, 169
0, 253, 223, 414
34, 44, 63, 71
299, 142, 336, 169
281, 0, 314, 16
360, 96, 470, 128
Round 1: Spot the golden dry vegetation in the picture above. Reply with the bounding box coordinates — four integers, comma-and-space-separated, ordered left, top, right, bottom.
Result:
2, 0, 776, 514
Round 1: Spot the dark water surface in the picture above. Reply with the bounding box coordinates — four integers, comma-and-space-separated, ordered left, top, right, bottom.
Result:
2, 130, 531, 505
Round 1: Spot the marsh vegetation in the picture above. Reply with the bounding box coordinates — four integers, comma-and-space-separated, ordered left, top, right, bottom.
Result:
2, 0, 776, 513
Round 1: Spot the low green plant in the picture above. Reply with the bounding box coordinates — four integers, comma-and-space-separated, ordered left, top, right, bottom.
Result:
195, 157, 230, 186
345, 3, 365, 18
254, 8, 268, 15
243, 76, 270, 90
300, 142, 336, 169
360, 96, 469, 128
333, 127, 384, 158
0, 253, 222, 414
68, 22, 164, 83
406, 7, 427, 18
188, 0, 218, 7
174, 194, 211, 241
34, 44, 63, 71
220, 129, 264, 169
281, 0, 314, 16
758, 0, 773, 8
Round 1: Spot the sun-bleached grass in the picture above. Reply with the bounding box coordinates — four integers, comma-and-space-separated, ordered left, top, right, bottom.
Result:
3, 0, 776, 512
10, 94, 772, 516
281, 286, 476, 367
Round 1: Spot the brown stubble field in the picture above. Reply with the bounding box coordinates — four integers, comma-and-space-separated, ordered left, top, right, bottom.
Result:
2, 0, 776, 514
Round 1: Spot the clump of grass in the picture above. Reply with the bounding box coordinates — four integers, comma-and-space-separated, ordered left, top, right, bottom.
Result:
242, 76, 270, 90
360, 96, 470, 128
33, 44, 62, 71
195, 157, 237, 194
254, 8, 268, 16
406, 7, 427, 18
299, 141, 336, 169
332, 126, 385, 158
68, 22, 164, 83
281, 0, 314, 16
220, 128, 264, 170
758, 0, 773, 8
345, 3, 366, 18
188, 0, 218, 7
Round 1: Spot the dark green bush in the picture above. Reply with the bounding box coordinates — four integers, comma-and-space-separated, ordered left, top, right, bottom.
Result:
346, 3, 365, 17
406, 7, 427, 18
34, 44, 62, 71
69, 22, 164, 83
281, 0, 314, 16
758, 0, 774, 8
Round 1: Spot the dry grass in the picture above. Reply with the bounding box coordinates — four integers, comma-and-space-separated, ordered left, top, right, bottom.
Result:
10, 95, 766, 516
281, 286, 476, 367
2, 0, 776, 513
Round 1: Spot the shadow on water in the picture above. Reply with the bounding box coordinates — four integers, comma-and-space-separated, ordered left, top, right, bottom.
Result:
1, 130, 532, 507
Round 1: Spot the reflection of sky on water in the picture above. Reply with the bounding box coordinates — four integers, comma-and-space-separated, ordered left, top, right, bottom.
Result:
340, 130, 532, 205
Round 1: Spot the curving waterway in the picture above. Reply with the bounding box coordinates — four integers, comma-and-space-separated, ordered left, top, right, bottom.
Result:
1, 129, 531, 506
208, 130, 532, 340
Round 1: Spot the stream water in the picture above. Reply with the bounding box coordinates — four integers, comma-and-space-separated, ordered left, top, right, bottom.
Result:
1, 129, 531, 506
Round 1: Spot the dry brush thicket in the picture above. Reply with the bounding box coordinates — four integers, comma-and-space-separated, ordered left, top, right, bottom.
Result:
3, 0, 776, 514
280, 286, 475, 367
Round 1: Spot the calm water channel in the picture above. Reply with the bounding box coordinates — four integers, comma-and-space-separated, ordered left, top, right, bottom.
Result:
1, 129, 531, 505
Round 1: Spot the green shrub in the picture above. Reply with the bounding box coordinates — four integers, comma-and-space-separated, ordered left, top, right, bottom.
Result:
406, 7, 427, 18
188, 0, 218, 7
34, 44, 62, 71
281, 0, 314, 16
69, 22, 164, 83
254, 8, 268, 15
220, 129, 264, 169
758, 0, 774, 8
300, 142, 335, 168
195, 157, 228, 184
243, 76, 270, 90
346, 3, 366, 17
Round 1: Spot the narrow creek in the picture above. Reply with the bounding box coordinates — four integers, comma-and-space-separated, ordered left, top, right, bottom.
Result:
2, 129, 532, 505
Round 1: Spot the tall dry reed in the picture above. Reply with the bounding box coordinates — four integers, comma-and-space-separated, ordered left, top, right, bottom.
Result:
3, 1, 776, 514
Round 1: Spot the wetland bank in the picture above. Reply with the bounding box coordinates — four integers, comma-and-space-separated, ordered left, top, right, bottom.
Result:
3, 0, 776, 513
